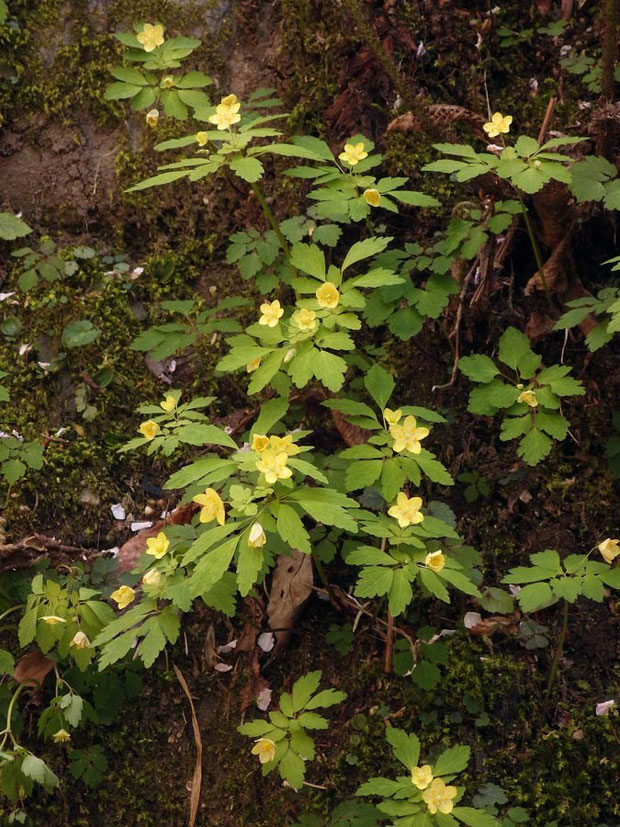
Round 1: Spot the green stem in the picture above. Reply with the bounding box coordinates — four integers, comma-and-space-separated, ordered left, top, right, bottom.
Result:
250, 181, 291, 261
2, 683, 28, 744
519, 195, 552, 309
0, 605, 24, 624
545, 600, 569, 707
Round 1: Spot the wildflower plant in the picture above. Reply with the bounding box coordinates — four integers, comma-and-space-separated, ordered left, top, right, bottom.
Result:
502, 540, 620, 700
285, 134, 440, 222
238, 671, 346, 789
554, 263, 620, 352
356, 727, 501, 825
130, 296, 251, 361
106, 24, 212, 121
217, 237, 406, 393
458, 326, 584, 465
325, 364, 453, 499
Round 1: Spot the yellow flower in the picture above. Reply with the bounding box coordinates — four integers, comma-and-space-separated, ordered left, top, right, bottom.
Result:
384, 408, 402, 425
247, 357, 261, 373
160, 75, 175, 89
269, 435, 301, 456
425, 550, 445, 573
248, 522, 267, 548
251, 737, 276, 764
338, 141, 368, 166
292, 308, 318, 332
136, 23, 165, 53
41, 615, 66, 625
146, 531, 170, 559
142, 568, 162, 588
316, 282, 340, 309
208, 93, 241, 130
422, 777, 457, 815
252, 434, 270, 453
390, 415, 430, 454
110, 585, 135, 610
363, 188, 381, 207
255, 450, 292, 484
160, 395, 176, 412
599, 538, 620, 564
139, 420, 160, 440
411, 764, 433, 790
193, 488, 226, 525
70, 631, 90, 649
259, 299, 284, 328
53, 729, 71, 743
145, 108, 159, 127
388, 492, 424, 528
483, 112, 513, 138
195, 131, 208, 146
517, 389, 538, 407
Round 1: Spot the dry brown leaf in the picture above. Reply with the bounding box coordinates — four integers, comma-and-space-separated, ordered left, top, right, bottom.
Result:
467, 616, 518, 637
535, 0, 553, 15
13, 651, 54, 686
173, 664, 202, 827
330, 409, 370, 447
266, 551, 313, 655
117, 502, 198, 573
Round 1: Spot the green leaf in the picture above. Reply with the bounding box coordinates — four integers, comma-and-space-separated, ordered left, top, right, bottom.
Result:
230, 156, 264, 182
517, 428, 552, 466
236, 543, 264, 597
104, 81, 143, 100
551, 576, 582, 602
290, 243, 326, 280
451, 807, 501, 826
279, 747, 306, 789
364, 364, 394, 410
345, 460, 383, 491
497, 327, 533, 372
389, 569, 413, 616
126, 170, 188, 192
21, 755, 59, 790
176, 423, 237, 448
276, 504, 311, 553
304, 688, 347, 710
291, 671, 322, 711
313, 350, 347, 391
109, 66, 148, 85
0, 649, 15, 675
458, 355, 499, 383
62, 320, 100, 349
415, 451, 454, 485
433, 744, 470, 775
385, 727, 420, 770
516, 581, 557, 612
342, 237, 392, 271
190, 536, 238, 595
0, 212, 32, 240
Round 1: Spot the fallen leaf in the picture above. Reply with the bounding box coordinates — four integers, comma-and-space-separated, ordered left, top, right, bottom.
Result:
466, 615, 518, 637
117, 502, 198, 573
13, 651, 54, 686
266, 551, 314, 655
173, 664, 202, 827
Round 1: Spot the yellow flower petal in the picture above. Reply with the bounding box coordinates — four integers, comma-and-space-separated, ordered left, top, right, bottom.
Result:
316, 282, 340, 309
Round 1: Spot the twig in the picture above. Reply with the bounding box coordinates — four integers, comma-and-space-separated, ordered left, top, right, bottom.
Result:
537, 96, 557, 145
432, 259, 479, 391
173, 664, 203, 827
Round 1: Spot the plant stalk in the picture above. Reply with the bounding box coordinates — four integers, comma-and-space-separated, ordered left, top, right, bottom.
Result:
545, 600, 569, 707
250, 181, 291, 260
519, 196, 553, 309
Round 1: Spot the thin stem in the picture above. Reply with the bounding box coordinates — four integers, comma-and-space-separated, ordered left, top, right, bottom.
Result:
545, 600, 569, 708
311, 548, 337, 606
250, 181, 291, 261
518, 195, 552, 309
